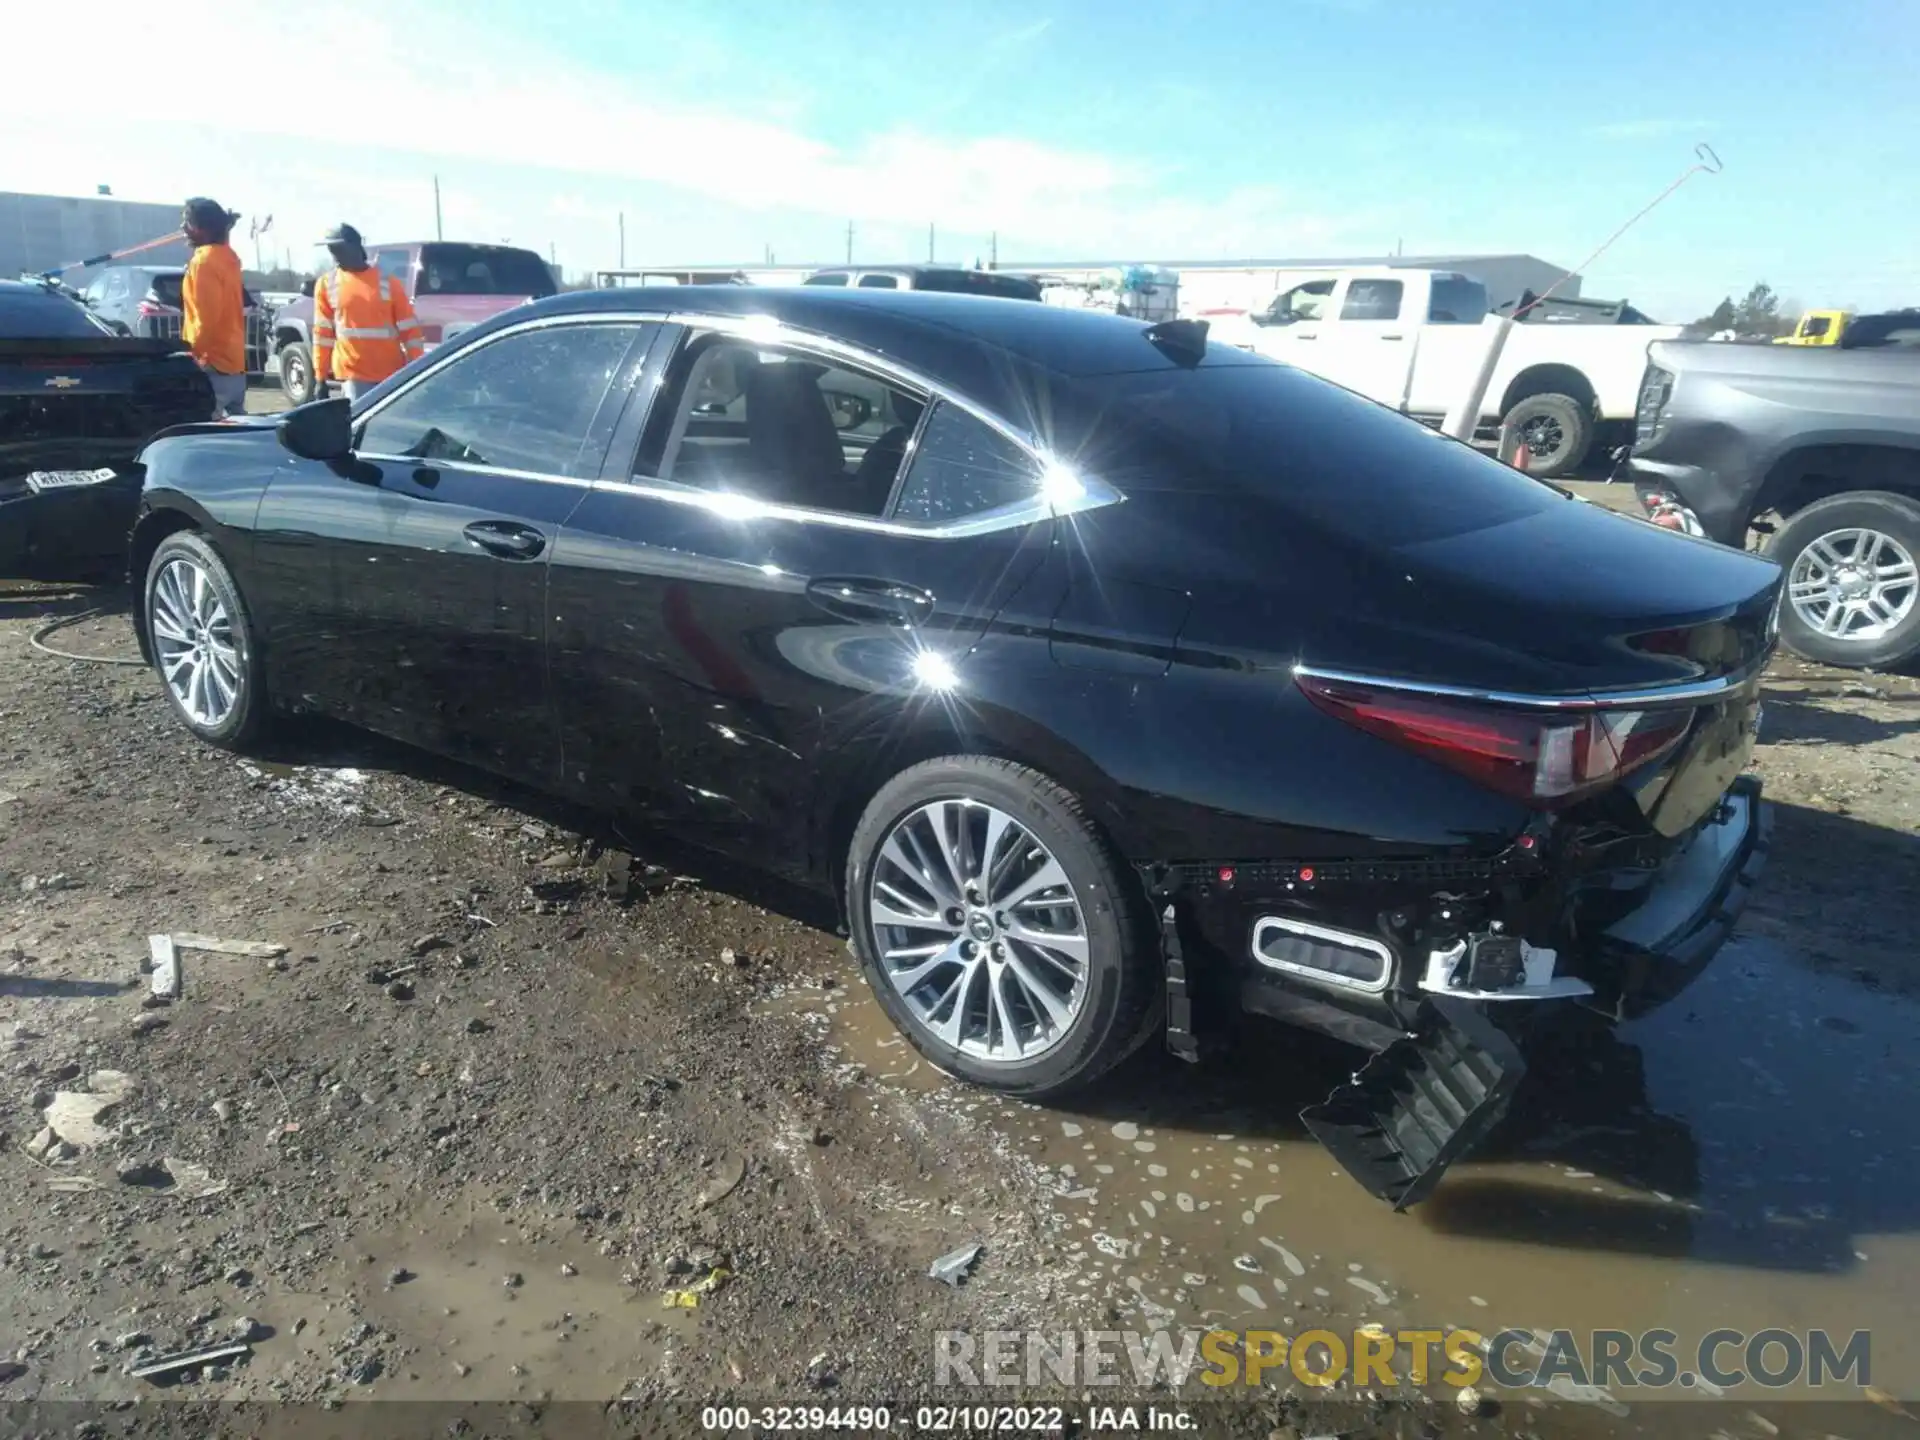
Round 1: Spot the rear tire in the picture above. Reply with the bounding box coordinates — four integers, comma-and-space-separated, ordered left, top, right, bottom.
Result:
1770, 491, 1920, 669
279, 342, 318, 406
846, 756, 1160, 1099
144, 531, 268, 750
1501, 392, 1592, 478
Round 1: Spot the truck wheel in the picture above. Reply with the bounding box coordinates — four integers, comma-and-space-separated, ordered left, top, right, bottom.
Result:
1502, 392, 1592, 478
1771, 491, 1920, 669
845, 757, 1161, 1099
279, 343, 318, 406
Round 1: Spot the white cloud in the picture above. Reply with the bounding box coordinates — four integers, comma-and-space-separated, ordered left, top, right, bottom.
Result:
0, 0, 1363, 267
1586, 119, 1714, 141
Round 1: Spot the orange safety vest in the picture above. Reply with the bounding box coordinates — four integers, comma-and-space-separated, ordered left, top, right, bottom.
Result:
181, 242, 246, 376
312, 267, 425, 383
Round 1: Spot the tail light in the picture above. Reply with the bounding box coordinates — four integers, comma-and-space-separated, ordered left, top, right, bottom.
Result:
1633, 364, 1673, 446
1296, 675, 1694, 808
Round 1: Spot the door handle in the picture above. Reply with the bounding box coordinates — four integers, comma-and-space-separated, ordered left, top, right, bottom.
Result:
462, 520, 546, 560
1294, 332, 1318, 340
1380, 333, 1405, 341
806, 577, 935, 626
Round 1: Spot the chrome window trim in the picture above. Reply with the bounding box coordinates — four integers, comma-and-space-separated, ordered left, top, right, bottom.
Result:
347, 306, 1125, 537
1292, 657, 1770, 712
354, 455, 597, 488
1251, 915, 1393, 995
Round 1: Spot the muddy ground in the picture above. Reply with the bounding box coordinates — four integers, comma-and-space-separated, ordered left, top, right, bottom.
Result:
1, 398, 1917, 1436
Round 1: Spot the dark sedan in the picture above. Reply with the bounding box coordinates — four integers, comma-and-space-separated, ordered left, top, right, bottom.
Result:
128, 287, 1780, 1206
1, 279, 214, 581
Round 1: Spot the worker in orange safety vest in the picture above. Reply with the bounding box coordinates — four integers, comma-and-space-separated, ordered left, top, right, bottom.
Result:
312, 223, 424, 400
179, 198, 248, 418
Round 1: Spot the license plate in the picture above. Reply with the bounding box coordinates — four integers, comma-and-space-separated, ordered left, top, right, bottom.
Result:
23, 469, 116, 494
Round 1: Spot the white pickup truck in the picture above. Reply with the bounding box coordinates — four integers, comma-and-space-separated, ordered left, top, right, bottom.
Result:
1203, 266, 1684, 476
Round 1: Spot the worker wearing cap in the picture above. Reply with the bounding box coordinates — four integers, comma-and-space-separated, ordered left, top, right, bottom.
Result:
312, 223, 425, 400
180, 198, 247, 418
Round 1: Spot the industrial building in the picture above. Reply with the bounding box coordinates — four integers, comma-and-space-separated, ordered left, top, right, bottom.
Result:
606, 253, 1578, 314
0, 191, 190, 286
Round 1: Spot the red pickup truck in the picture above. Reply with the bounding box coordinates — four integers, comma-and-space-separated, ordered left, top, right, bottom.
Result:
271, 241, 558, 403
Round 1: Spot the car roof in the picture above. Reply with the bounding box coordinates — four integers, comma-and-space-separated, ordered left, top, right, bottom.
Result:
518, 285, 1248, 386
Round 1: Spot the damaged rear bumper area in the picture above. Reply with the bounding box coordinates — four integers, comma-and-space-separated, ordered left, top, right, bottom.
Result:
1142, 774, 1771, 1208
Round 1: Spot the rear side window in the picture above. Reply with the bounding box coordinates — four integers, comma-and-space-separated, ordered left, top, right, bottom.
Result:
417, 245, 557, 298
359, 322, 649, 476
891, 403, 1040, 524
914, 270, 1043, 301
804, 273, 849, 286
857, 274, 899, 289
0, 288, 114, 338
1340, 279, 1403, 321
1427, 275, 1490, 324
150, 274, 185, 308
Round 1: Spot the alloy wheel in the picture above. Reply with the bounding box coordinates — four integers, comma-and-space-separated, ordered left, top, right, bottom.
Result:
1520, 414, 1565, 459
150, 558, 242, 728
867, 799, 1090, 1063
1787, 527, 1919, 642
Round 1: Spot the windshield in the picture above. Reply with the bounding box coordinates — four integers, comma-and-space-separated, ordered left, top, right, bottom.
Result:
0, 287, 116, 339
417, 245, 558, 298
1075, 362, 1559, 546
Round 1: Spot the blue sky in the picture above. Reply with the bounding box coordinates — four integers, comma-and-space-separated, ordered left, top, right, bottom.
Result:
2, 0, 1914, 319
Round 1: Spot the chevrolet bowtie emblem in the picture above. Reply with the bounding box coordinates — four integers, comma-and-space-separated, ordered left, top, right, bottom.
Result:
44, 376, 81, 389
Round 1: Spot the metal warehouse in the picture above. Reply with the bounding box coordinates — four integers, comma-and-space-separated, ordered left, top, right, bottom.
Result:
0, 191, 189, 286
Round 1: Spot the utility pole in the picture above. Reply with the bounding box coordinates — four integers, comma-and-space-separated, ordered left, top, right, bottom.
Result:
618, 212, 626, 269
845, 221, 854, 264
433, 176, 443, 241
927, 222, 935, 263
990, 230, 998, 268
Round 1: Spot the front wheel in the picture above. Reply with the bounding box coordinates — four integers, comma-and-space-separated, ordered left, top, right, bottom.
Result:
1771, 491, 1920, 669
145, 531, 268, 749
845, 756, 1160, 1099
278, 342, 318, 406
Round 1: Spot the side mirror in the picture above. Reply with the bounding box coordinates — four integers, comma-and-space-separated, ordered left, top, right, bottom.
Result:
301, 278, 317, 297
278, 396, 354, 462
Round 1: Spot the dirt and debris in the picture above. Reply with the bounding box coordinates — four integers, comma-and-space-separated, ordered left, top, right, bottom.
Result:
2, 574, 1917, 1430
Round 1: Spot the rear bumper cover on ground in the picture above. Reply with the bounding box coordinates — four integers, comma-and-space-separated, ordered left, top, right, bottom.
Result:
1150, 775, 1771, 1206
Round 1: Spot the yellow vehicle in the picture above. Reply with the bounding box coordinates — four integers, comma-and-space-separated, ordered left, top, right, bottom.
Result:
1774, 308, 1851, 345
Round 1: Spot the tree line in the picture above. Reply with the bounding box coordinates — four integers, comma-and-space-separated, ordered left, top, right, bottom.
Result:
1688, 282, 1859, 339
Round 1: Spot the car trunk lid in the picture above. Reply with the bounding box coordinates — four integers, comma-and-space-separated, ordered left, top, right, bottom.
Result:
0, 340, 213, 479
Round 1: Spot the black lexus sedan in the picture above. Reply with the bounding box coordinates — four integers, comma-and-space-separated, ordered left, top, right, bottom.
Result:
128, 287, 1779, 1206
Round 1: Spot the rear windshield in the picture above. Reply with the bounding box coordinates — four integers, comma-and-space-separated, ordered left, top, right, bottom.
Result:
1426, 274, 1489, 324
0, 288, 114, 339
915, 270, 1043, 301
1074, 362, 1560, 546
417, 245, 558, 298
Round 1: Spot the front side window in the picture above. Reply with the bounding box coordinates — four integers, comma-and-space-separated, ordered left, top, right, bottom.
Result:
359, 322, 648, 477
1260, 280, 1334, 325
857, 273, 900, 289
1340, 279, 1404, 322
1802, 316, 1832, 338
644, 335, 926, 517
890, 403, 1041, 525
803, 272, 849, 286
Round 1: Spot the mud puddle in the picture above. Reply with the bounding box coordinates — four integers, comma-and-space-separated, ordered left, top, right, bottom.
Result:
246, 1193, 707, 1400
762, 936, 1920, 1402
